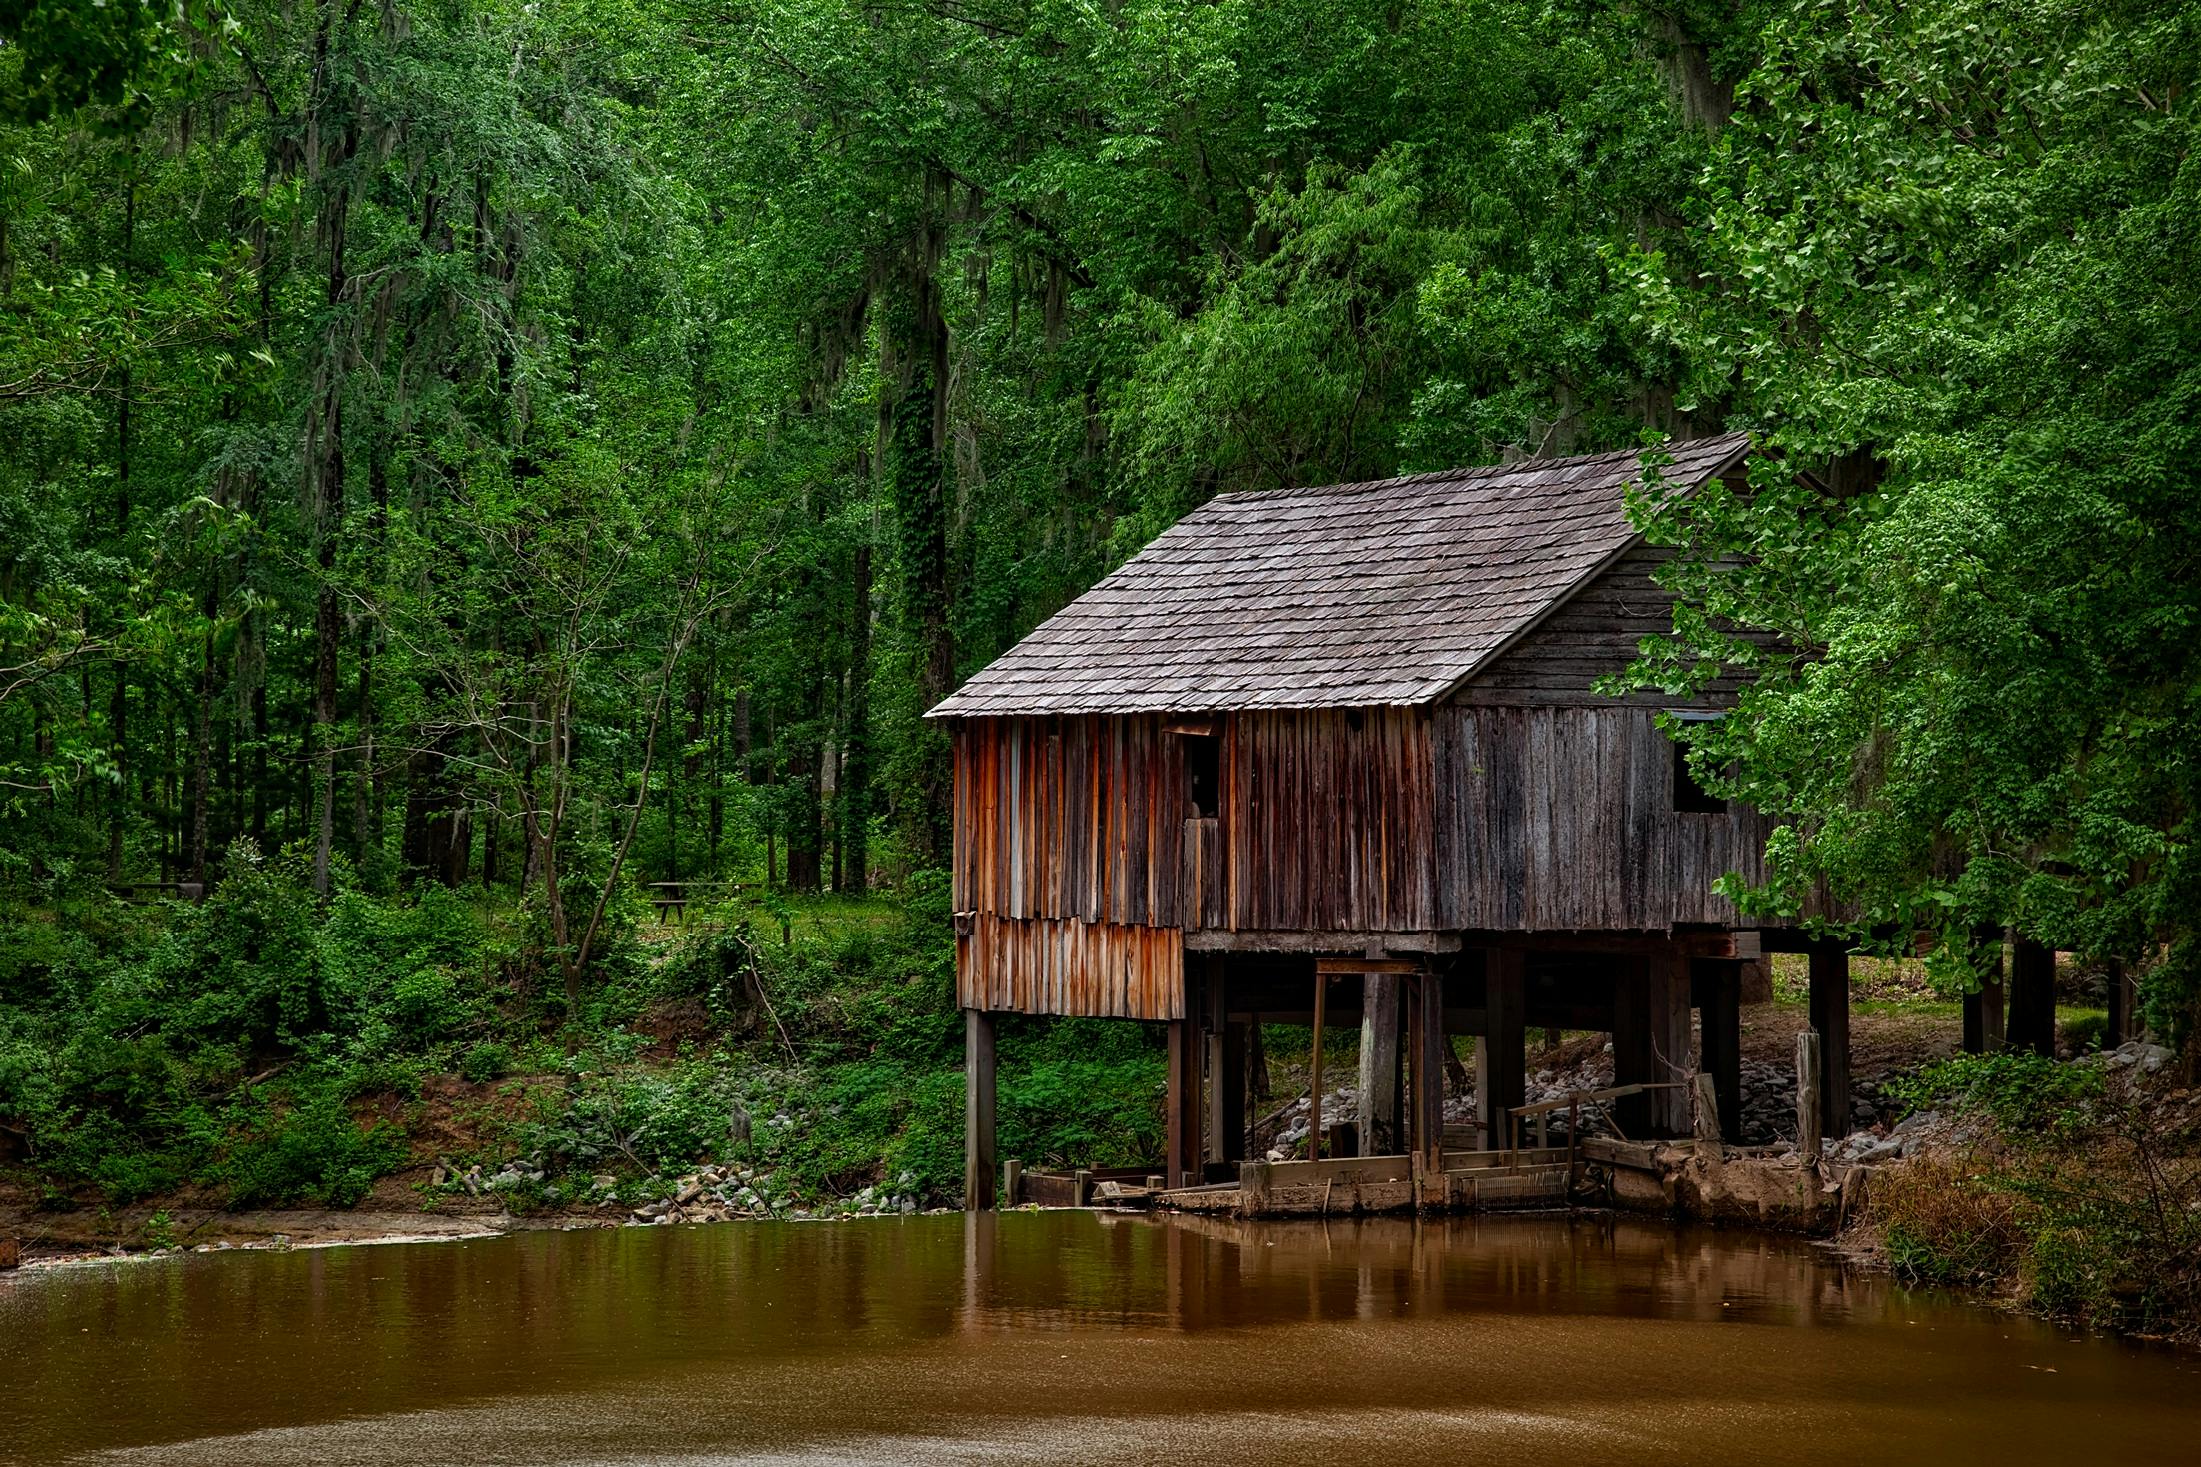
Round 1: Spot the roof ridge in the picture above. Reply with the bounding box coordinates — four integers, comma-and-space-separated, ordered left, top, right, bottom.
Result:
1206, 431, 1748, 507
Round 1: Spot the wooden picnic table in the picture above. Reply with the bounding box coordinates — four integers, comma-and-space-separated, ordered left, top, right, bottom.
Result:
644, 880, 743, 924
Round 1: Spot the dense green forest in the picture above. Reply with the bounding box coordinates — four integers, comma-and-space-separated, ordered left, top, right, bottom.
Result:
1, 0, 2196, 1208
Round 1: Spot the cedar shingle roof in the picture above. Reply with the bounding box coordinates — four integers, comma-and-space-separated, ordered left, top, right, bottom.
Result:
929, 433, 1751, 718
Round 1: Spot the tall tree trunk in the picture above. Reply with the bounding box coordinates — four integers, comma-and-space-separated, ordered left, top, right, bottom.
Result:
883, 207, 955, 865
189, 599, 216, 888
352, 441, 388, 873
107, 158, 135, 882
840, 540, 873, 895
307, 0, 361, 899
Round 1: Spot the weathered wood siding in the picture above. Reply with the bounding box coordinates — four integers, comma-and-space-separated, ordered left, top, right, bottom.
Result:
1220, 708, 1438, 932
1432, 704, 1771, 930
952, 714, 1185, 928
1456, 543, 1760, 708
956, 913, 1184, 1020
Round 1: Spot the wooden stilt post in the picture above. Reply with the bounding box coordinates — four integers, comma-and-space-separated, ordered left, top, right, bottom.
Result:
1359, 973, 1401, 1154
1307, 970, 1328, 1160
1166, 1014, 1203, 1188
1220, 1021, 1249, 1163
1477, 948, 1526, 1150
1694, 958, 1743, 1141
1808, 943, 1852, 1138
964, 1008, 996, 1211
1204, 962, 1229, 1172
1646, 948, 1691, 1138
2007, 935, 2056, 1057
1415, 967, 1445, 1176
1612, 956, 1651, 1138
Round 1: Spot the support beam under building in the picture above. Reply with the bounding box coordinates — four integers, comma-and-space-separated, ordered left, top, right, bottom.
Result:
1359, 973, 1402, 1155
2006, 935, 2056, 1058
1615, 952, 1691, 1138
964, 1008, 996, 1211
1477, 948, 1526, 1149
1807, 944, 1852, 1138
1219, 1021, 1249, 1166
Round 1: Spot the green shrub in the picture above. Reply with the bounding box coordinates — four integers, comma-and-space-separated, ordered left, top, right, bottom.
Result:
1886, 1051, 2102, 1133
219, 1081, 409, 1208
459, 1041, 514, 1084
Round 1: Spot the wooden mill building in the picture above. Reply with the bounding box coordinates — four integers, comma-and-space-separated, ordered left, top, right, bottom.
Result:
932, 433, 1851, 1204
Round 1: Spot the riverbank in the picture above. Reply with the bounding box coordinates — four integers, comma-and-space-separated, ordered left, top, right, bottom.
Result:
1831, 1044, 2201, 1345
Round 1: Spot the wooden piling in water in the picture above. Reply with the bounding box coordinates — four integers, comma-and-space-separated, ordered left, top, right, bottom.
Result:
965, 1009, 997, 1211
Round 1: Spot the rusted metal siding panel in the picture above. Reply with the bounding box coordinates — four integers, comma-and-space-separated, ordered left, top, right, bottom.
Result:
1433, 704, 1773, 930
953, 715, 1185, 932
956, 913, 1184, 1020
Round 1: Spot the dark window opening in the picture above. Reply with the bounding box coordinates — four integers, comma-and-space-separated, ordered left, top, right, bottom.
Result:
1184, 734, 1221, 819
1670, 712, 1726, 814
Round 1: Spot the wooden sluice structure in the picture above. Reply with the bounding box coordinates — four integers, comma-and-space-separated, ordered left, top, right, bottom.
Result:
931, 435, 1866, 1212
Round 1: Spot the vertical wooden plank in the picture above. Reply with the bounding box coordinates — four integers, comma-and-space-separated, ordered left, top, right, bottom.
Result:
1963, 927, 2006, 1053
1166, 1008, 1203, 1187
1695, 958, 1743, 1141
2106, 956, 2133, 1047
1795, 1029, 1823, 1163
1611, 955, 1651, 1137
1646, 947, 1691, 1137
1220, 1014, 1249, 1165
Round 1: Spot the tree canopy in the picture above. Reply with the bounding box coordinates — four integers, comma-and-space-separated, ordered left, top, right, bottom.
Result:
3, 0, 2197, 1037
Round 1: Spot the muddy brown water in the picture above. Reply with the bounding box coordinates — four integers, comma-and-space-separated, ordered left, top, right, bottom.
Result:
2, 1211, 2195, 1465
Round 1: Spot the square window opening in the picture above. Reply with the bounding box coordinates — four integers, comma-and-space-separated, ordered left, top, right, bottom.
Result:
1184, 734, 1221, 819
1670, 712, 1726, 814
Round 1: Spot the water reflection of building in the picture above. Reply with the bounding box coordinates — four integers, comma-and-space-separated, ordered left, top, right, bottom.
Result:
955, 1211, 1869, 1336
930, 435, 1866, 1197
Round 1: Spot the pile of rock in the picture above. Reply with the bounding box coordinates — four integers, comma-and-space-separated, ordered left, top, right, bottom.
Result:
1821, 1105, 1979, 1165
1253, 1040, 1923, 1155
622, 1165, 928, 1226
2087, 1039, 2176, 1075
430, 1157, 548, 1195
